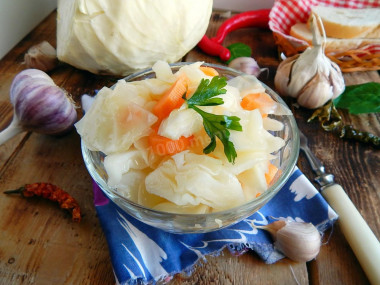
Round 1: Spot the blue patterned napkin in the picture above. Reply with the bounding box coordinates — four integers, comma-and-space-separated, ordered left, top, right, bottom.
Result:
92, 167, 338, 285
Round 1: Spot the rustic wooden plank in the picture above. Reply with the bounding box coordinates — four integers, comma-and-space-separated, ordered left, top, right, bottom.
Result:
172, 250, 308, 285
0, 11, 116, 285
0, 130, 115, 284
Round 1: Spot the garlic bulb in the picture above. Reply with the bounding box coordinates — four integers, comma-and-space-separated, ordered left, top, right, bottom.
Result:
0, 69, 77, 145
274, 15, 345, 109
257, 220, 322, 262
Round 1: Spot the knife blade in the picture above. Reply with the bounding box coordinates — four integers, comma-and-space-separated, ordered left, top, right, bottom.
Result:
299, 129, 380, 285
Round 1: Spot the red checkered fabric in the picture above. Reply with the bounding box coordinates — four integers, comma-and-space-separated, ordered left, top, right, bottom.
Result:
269, 0, 380, 53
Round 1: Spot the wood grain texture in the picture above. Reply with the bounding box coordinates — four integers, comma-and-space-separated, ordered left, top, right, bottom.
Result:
0, 9, 378, 285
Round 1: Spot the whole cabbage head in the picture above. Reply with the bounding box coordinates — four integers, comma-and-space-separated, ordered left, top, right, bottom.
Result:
57, 0, 213, 76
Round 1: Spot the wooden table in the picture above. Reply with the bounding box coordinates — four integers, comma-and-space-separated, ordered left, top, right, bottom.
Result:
0, 11, 379, 285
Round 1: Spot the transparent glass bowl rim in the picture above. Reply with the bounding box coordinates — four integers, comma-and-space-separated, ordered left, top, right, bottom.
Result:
82, 62, 300, 222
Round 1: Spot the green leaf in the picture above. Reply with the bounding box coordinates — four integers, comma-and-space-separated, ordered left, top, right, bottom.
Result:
186, 77, 227, 106
190, 106, 241, 163
225, 43, 252, 64
184, 76, 242, 163
333, 82, 380, 114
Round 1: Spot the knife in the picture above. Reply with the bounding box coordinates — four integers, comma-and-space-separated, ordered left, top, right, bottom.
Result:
299, 130, 380, 285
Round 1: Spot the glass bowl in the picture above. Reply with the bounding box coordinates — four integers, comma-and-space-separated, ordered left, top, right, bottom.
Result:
81, 62, 299, 234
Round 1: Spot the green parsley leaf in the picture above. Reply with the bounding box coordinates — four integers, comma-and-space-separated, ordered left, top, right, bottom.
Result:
333, 82, 380, 114
186, 76, 227, 106
185, 76, 242, 163
225, 43, 252, 64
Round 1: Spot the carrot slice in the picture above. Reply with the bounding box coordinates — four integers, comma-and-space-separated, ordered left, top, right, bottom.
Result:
152, 75, 189, 122
241, 92, 275, 118
265, 163, 279, 185
200, 66, 219, 77
148, 130, 193, 156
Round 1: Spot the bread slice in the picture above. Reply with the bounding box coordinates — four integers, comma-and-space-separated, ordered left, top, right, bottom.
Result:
309, 6, 380, 39
290, 23, 380, 53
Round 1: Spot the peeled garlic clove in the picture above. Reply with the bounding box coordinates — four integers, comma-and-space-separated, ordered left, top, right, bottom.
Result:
228, 57, 262, 77
24, 41, 59, 72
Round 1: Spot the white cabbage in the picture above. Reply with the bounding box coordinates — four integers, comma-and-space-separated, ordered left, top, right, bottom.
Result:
57, 0, 213, 75
75, 84, 157, 154
132, 79, 172, 100
238, 161, 269, 201
104, 149, 149, 186
152, 61, 176, 83
230, 109, 285, 153
145, 151, 246, 211
212, 85, 242, 114
152, 202, 210, 214
158, 108, 203, 140
263, 117, 284, 131
114, 169, 147, 202
228, 74, 266, 97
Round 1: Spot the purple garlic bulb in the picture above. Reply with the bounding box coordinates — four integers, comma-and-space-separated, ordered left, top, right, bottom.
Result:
0, 69, 77, 145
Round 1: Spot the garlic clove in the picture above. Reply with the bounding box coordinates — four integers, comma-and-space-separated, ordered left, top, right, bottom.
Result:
274, 55, 298, 98
258, 220, 286, 236
228, 57, 262, 77
255, 220, 322, 262
296, 71, 333, 109
329, 62, 345, 99
24, 41, 59, 72
275, 222, 321, 262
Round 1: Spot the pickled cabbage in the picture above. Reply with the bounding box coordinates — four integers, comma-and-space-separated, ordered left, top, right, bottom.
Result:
76, 61, 289, 214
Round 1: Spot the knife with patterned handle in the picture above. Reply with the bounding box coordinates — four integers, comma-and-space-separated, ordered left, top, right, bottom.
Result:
299, 130, 380, 285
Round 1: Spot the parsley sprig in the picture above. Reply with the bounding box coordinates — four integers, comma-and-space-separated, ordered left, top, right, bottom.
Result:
183, 76, 242, 163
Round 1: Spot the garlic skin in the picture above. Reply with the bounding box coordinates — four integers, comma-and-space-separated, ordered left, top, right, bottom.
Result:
228, 57, 262, 77
258, 220, 322, 262
0, 69, 77, 145
24, 41, 59, 72
274, 15, 345, 109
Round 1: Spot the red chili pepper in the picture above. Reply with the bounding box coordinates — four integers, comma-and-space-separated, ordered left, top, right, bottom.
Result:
197, 35, 231, 61
4, 182, 82, 222
211, 9, 271, 44
197, 9, 271, 61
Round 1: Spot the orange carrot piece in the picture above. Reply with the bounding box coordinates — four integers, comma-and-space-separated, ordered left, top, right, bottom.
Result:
265, 163, 279, 185
152, 75, 189, 122
241, 92, 275, 118
200, 66, 219, 77
148, 131, 193, 156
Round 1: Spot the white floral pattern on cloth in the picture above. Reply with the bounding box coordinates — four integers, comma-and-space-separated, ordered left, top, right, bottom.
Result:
92, 167, 338, 285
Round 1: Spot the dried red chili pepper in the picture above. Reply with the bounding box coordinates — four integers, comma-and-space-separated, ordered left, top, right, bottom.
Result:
197, 9, 271, 61
4, 183, 81, 222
